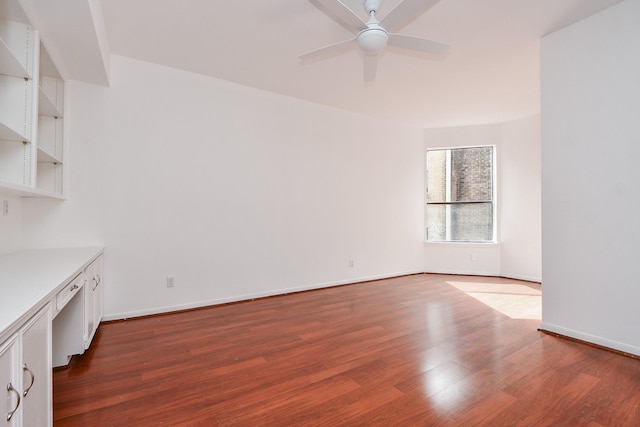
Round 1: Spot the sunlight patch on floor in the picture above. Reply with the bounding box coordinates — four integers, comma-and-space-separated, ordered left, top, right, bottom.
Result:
447, 281, 541, 320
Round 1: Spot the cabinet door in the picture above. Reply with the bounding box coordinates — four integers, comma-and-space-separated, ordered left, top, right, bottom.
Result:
84, 268, 95, 349
92, 255, 104, 331
21, 306, 52, 427
84, 255, 103, 349
0, 334, 20, 427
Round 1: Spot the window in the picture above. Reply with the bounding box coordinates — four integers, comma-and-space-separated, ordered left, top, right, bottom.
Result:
425, 146, 495, 242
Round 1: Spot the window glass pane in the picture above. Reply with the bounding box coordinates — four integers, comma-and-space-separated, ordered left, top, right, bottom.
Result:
427, 203, 493, 242
426, 150, 447, 203
451, 147, 492, 202
425, 204, 447, 241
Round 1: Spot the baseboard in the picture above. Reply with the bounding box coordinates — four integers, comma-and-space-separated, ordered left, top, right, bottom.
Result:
102, 269, 424, 321
424, 269, 541, 284
539, 322, 640, 357
423, 268, 501, 277
499, 272, 542, 283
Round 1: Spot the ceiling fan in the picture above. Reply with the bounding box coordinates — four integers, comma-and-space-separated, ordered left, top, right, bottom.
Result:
300, 0, 449, 82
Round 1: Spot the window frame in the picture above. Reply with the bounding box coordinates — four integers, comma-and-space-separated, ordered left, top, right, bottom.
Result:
424, 145, 497, 244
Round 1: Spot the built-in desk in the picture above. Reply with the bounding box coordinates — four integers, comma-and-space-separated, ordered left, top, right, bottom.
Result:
0, 247, 104, 426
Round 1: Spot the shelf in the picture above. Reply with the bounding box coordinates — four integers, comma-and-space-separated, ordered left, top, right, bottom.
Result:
39, 47, 60, 79
36, 162, 62, 194
38, 85, 62, 117
0, 20, 32, 79
0, 38, 30, 78
37, 146, 62, 163
0, 139, 32, 186
0, 74, 33, 142
37, 115, 63, 159
0, 179, 65, 199
0, 120, 28, 142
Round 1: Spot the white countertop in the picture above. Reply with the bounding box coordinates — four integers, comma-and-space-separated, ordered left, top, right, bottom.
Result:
0, 247, 104, 343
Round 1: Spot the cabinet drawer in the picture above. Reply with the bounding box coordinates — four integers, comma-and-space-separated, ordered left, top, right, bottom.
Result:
56, 273, 83, 311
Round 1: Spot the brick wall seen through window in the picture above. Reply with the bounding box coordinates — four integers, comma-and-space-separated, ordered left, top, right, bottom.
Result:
426, 146, 494, 242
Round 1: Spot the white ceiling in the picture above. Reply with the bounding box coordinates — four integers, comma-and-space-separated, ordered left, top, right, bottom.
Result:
67, 1, 627, 127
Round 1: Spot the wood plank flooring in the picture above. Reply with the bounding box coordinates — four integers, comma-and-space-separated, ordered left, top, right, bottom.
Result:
53, 274, 640, 426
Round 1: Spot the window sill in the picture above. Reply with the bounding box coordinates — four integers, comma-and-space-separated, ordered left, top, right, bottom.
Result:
423, 241, 499, 247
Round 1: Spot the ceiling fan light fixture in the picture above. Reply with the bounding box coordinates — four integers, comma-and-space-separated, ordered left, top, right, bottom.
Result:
356, 27, 388, 55
302, 0, 450, 82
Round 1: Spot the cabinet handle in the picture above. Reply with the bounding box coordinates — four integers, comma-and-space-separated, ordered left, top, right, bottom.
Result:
93, 274, 101, 290
6, 382, 20, 422
23, 364, 35, 397
70, 284, 79, 291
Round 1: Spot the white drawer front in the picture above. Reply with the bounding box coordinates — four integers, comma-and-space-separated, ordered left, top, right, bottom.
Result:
55, 273, 83, 312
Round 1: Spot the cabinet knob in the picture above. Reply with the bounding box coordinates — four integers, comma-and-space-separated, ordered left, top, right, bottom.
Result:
71, 284, 79, 291
6, 382, 20, 422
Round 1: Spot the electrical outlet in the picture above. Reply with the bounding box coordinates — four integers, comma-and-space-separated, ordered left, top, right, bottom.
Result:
166, 276, 175, 288
349, 260, 354, 268
471, 254, 477, 261
2, 200, 8, 216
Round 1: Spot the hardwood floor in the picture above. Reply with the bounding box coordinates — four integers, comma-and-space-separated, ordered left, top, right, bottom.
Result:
53, 274, 640, 426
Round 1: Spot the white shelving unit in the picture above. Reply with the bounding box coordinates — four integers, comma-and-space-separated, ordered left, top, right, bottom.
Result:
36, 58, 65, 195
0, 19, 37, 194
0, 16, 66, 199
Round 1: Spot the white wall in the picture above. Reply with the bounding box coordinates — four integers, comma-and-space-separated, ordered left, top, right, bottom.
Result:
500, 115, 542, 282
0, 192, 23, 254
423, 124, 503, 276
423, 116, 542, 281
540, 0, 640, 355
22, 55, 425, 319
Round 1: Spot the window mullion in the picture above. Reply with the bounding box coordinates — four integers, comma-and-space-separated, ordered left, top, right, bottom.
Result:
445, 149, 452, 241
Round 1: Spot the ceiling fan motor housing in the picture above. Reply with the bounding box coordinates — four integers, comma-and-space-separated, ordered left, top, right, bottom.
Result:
356, 26, 389, 55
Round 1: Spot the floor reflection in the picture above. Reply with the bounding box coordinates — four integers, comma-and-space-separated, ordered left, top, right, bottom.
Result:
421, 360, 469, 403
447, 281, 541, 320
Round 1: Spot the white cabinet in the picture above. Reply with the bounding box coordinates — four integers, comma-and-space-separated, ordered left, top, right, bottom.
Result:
0, 248, 104, 425
19, 306, 52, 427
84, 254, 104, 349
0, 306, 52, 427
0, 15, 66, 198
0, 334, 19, 426
52, 252, 104, 364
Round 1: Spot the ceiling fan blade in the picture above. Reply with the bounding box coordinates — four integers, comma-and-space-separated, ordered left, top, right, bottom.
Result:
310, 0, 367, 34
387, 33, 449, 54
363, 54, 378, 82
380, 0, 441, 33
299, 39, 356, 61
